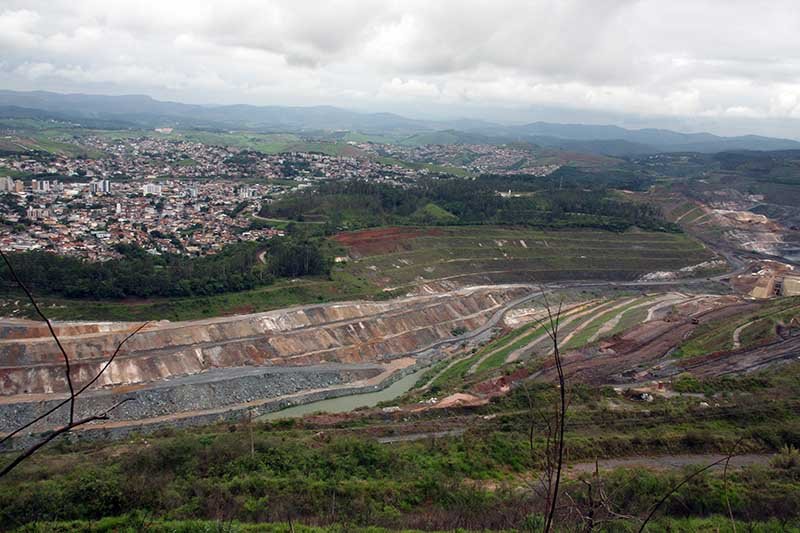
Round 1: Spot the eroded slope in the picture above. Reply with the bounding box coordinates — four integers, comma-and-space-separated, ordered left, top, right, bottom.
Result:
0, 285, 531, 396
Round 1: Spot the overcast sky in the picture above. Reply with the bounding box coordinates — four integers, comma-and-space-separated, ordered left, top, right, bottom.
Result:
2, 0, 800, 137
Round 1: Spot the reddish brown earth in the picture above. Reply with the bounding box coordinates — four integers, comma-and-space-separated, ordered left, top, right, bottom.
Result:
0, 286, 529, 395
333, 227, 443, 257
676, 332, 800, 378
472, 367, 531, 397
532, 298, 759, 385
230, 304, 257, 315
0, 321, 139, 341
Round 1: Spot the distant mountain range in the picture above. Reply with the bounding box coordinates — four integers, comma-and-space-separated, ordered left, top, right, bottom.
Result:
2, 89, 799, 155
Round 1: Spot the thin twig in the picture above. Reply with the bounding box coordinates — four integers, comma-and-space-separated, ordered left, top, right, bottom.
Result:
0, 398, 132, 478
1, 250, 76, 423
528, 288, 566, 533
544, 293, 566, 533
724, 439, 743, 533
0, 321, 149, 445
0, 251, 148, 479
637, 446, 742, 533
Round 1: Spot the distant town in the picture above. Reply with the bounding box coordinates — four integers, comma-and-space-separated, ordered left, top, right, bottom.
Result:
0, 135, 444, 260
0, 132, 570, 260
357, 142, 561, 177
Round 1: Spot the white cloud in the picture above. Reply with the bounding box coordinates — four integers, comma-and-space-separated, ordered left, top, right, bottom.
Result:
378, 78, 440, 100
0, 0, 799, 135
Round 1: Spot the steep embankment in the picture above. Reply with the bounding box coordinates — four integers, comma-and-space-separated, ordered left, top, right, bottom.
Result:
0, 285, 530, 396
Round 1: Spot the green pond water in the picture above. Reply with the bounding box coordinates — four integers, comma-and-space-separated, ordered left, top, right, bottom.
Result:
258, 366, 429, 420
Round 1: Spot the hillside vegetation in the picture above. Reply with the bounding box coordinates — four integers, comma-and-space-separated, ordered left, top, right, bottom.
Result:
259, 177, 676, 232
2, 362, 799, 531
333, 226, 714, 288
0, 237, 328, 300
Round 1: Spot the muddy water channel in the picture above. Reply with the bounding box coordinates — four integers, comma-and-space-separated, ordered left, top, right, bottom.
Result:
259, 366, 429, 420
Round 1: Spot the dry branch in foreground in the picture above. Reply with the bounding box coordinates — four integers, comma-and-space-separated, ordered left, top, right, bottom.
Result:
0, 250, 148, 479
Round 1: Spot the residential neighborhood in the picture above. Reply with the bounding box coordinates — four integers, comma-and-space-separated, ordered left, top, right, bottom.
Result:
0, 134, 434, 259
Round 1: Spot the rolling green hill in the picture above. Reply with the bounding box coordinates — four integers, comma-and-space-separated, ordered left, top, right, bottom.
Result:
334, 226, 715, 289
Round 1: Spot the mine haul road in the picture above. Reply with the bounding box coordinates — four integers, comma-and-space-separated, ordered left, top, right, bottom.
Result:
0, 250, 755, 443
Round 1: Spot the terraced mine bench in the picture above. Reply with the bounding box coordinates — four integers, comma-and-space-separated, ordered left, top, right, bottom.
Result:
0, 285, 534, 446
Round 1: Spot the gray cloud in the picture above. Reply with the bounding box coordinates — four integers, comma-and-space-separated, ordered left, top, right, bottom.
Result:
1, 0, 799, 137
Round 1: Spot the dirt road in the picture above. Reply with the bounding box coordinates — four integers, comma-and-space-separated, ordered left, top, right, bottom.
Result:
567, 453, 772, 477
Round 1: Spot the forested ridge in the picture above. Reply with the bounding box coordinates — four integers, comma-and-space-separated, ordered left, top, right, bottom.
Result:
0, 238, 329, 300
260, 173, 675, 232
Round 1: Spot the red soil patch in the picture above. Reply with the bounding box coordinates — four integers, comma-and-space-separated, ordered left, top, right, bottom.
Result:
302, 412, 355, 425
333, 227, 444, 257
472, 368, 531, 397
433, 393, 488, 408
534, 301, 759, 385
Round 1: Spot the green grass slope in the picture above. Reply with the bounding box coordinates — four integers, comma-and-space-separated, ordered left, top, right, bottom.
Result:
338, 226, 715, 289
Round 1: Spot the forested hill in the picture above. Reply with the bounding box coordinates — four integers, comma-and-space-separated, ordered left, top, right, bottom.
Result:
260, 175, 676, 233
0, 239, 329, 300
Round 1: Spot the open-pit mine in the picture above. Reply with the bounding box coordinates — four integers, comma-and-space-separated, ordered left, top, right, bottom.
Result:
0, 285, 533, 445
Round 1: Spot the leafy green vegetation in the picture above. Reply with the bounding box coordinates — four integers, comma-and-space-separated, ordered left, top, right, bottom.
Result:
3, 362, 800, 531
11, 515, 800, 532
260, 178, 677, 232
671, 373, 771, 395
0, 237, 328, 300
410, 202, 458, 224
0, 270, 387, 322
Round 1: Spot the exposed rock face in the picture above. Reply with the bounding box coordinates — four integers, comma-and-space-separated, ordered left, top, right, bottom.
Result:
0, 364, 384, 433
0, 321, 135, 340
0, 286, 530, 395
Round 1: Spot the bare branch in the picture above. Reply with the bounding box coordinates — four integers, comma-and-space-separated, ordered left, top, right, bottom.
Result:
723, 439, 743, 533
526, 288, 567, 533
0, 251, 148, 479
1, 250, 76, 423
0, 398, 132, 478
637, 444, 742, 533
544, 294, 566, 533
0, 321, 149, 446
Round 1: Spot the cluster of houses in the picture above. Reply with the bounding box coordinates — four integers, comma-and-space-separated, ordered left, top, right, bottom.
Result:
356, 142, 562, 176
0, 133, 454, 260
0, 177, 285, 260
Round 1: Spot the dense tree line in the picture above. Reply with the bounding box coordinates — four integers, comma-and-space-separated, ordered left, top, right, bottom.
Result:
0, 238, 330, 300
545, 189, 677, 230
262, 180, 420, 225
541, 166, 654, 191
714, 150, 800, 181
266, 235, 330, 278
260, 174, 676, 232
